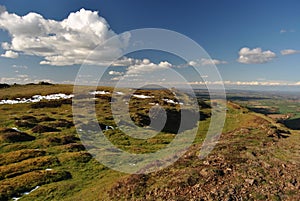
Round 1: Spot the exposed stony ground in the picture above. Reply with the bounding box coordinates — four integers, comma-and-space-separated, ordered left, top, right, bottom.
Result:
109, 103, 300, 201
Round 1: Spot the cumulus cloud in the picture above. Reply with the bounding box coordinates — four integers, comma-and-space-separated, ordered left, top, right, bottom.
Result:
280, 29, 295, 34
12, 64, 28, 69
0, 8, 130, 66
237, 47, 276, 64
110, 76, 123, 81
108, 70, 124, 76
125, 60, 172, 77
111, 57, 142, 67
280, 29, 287, 34
0, 5, 6, 14
1, 50, 19, 58
281, 49, 300, 56
0, 75, 54, 84
189, 58, 227, 66
159, 61, 173, 68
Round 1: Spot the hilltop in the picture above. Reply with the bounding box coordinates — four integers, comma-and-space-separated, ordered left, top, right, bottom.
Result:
0, 84, 299, 200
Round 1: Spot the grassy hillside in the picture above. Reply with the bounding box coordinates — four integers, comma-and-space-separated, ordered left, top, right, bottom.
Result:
0, 84, 299, 200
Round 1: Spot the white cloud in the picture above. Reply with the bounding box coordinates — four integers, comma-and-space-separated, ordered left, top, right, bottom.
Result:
187, 61, 197, 66
125, 60, 172, 77
12, 64, 28, 69
111, 57, 142, 67
159, 61, 173, 68
280, 29, 287, 34
110, 76, 123, 81
0, 5, 6, 14
281, 49, 300, 56
280, 29, 295, 34
190, 80, 300, 86
1, 50, 19, 58
17, 74, 28, 78
189, 58, 227, 66
0, 76, 54, 84
0, 8, 130, 66
108, 70, 124, 76
108, 59, 177, 83
237, 47, 276, 64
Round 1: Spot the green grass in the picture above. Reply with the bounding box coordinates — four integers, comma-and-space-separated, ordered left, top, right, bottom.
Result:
0, 85, 208, 200
0, 85, 300, 200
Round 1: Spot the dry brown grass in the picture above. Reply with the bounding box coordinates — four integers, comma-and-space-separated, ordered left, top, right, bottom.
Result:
0, 149, 46, 166
0, 84, 74, 100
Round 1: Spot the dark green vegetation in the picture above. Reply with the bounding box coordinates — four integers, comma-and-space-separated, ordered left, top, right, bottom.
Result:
227, 90, 300, 130
0, 85, 299, 200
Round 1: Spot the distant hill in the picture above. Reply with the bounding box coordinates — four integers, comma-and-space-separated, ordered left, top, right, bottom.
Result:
0, 83, 10, 89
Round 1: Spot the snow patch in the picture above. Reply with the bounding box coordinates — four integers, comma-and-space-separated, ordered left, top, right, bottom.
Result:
115, 91, 124, 95
89, 91, 110, 95
11, 127, 21, 132
132, 94, 154, 99
0, 93, 73, 105
162, 98, 183, 105
12, 186, 40, 200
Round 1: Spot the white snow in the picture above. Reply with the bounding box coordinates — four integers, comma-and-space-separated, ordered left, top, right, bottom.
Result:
115, 91, 124, 95
0, 93, 73, 105
89, 91, 110, 95
105, 125, 114, 130
132, 94, 154, 99
11, 127, 21, 132
12, 186, 40, 200
24, 186, 40, 195
162, 98, 183, 105
149, 103, 159, 106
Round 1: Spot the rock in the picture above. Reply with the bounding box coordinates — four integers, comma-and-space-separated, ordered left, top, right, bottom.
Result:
291, 179, 297, 186
203, 160, 210, 165
200, 168, 209, 177
261, 161, 271, 169
245, 178, 255, 185
225, 168, 232, 173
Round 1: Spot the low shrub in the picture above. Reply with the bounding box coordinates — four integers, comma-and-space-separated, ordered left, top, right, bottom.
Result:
46, 135, 79, 145
19, 115, 39, 123
15, 120, 37, 128
50, 119, 74, 128
31, 125, 60, 133
33, 98, 71, 107
39, 116, 56, 122
0, 128, 35, 143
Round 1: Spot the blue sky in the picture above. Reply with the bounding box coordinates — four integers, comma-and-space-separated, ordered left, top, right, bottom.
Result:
0, 0, 299, 89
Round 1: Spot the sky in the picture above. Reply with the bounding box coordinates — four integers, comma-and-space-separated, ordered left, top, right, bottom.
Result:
0, 0, 299, 90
